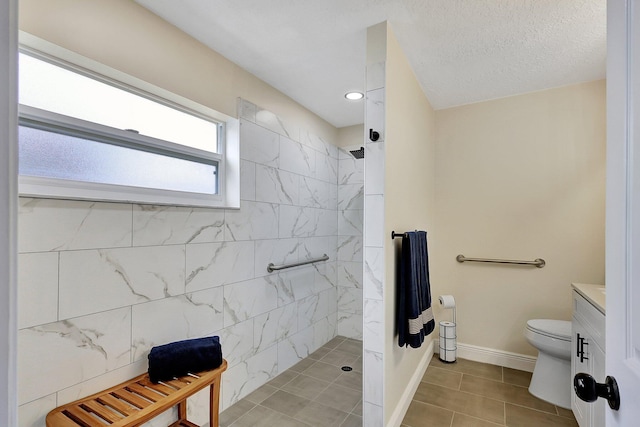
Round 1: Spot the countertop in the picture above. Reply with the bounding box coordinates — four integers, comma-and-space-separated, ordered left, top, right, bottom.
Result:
572, 283, 606, 314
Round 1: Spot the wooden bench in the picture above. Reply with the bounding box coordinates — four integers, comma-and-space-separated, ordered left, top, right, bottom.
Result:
46, 360, 227, 427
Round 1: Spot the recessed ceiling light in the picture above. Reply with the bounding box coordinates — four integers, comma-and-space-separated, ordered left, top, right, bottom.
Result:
344, 91, 364, 101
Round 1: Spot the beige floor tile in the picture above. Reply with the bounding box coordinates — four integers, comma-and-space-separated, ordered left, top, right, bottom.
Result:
502, 368, 532, 388
293, 401, 350, 427
352, 399, 363, 415
555, 406, 575, 419
230, 404, 310, 427
320, 349, 360, 367
352, 356, 363, 373
413, 382, 505, 424
220, 399, 256, 427
290, 357, 317, 373
335, 339, 362, 356
303, 361, 344, 382
340, 413, 363, 427
244, 383, 279, 404
314, 383, 362, 413
430, 358, 503, 381
460, 375, 556, 414
260, 390, 311, 418
268, 370, 299, 388
281, 374, 331, 400
309, 346, 333, 360
402, 400, 454, 427
422, 366, 463, 390
322, 336, 346, 349
333, 370, 363, 391
505, 404, 579, 427
452, 413, 505, 426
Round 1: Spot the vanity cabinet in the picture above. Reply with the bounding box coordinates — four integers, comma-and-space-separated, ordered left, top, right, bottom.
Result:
571, 288, 605, 427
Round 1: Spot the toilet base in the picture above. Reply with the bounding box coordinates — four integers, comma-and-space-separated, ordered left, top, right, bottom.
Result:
528, 351, 571, 409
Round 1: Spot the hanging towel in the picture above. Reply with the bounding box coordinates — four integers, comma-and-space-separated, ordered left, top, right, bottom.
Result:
397, 231, 435, 348
148, 336, 223, 383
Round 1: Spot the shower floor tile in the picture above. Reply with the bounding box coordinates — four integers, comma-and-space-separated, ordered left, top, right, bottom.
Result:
221, 336, 361, 427
220, 338, 577, 427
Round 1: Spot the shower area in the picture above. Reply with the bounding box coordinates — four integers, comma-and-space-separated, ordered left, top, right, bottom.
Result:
17, 99, 365, 427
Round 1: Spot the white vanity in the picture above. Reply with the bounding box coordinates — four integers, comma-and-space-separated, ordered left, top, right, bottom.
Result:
571, 283, 606, 427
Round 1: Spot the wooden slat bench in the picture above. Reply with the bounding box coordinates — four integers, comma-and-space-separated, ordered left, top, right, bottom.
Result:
46, 359, 227, 427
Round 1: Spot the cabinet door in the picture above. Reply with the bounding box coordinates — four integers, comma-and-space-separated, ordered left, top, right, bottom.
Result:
572, 318, 592, 427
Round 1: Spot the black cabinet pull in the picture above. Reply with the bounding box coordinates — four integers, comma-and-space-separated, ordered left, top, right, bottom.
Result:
581, 340, 589, 363
576, 333, 582, 356
576, 333, 589, 363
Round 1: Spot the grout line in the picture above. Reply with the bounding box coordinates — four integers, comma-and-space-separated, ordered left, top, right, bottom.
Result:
505, 401, 563, 417
504, 401, 507, 426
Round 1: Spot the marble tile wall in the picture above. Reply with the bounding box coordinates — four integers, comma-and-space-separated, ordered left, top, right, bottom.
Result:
16, 99, 345, 426
337, 148, 364, 339
363, 59, 386, 427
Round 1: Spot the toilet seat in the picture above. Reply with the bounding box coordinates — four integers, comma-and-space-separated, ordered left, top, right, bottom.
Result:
526, 319, 571, 341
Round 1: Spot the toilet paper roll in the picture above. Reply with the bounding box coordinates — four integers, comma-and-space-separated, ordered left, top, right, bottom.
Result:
439, 295, 456, 308
439, 321, 456, 338
439, 320, 457, 363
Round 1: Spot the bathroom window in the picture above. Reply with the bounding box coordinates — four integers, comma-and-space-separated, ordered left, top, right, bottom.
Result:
17, 41, 239, 208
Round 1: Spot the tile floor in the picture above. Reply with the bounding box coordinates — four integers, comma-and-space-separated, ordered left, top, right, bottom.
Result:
220, 336, 363, 427
220, 336, 578, 427
402, 357, 579, 427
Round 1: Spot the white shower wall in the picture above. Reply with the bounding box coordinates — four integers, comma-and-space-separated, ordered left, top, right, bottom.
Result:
336, 149, 364, 340
16, 100, 359, 426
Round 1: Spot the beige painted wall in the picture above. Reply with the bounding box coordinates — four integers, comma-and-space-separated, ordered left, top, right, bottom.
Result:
432, 80, 606, 356
384, 25, 437, 423
337, 124, 364, 148
19, 0, 338, 143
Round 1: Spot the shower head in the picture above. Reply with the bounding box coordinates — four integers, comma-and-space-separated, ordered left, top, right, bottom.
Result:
349, 146, 364, 159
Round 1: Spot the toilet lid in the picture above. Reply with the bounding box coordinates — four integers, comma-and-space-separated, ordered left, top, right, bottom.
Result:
526, 319, 571, 340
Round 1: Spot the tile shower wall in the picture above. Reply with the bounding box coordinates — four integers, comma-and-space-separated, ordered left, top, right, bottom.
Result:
337, 148, 364, 339
17, 99, 345, 427
363, 55, 386, 427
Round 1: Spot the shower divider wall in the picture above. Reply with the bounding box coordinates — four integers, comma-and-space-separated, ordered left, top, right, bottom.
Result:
16, 100, 361, 426
337, 148, 364, 340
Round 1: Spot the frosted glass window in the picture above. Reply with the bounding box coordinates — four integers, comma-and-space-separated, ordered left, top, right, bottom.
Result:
19, 126, 217, 194
19, 53, 219, 153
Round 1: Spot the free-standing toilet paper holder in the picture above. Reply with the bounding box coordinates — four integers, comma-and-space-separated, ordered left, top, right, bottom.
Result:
439, 295, 457, 363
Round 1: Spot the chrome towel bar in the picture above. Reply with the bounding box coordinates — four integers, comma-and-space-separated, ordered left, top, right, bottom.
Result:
267, 254, 329, 273
456, 254, 545, 268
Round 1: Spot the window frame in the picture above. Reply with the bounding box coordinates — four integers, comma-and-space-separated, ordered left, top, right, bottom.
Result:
18, 32, 240, 209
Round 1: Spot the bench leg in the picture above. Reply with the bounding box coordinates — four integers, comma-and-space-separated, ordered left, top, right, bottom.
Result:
178, 399, 187, 422
210, 379, 221, 427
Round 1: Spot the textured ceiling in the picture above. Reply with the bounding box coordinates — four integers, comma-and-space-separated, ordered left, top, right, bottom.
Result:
136, 0, 606, 128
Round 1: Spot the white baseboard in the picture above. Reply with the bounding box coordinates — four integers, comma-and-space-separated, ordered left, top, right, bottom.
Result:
386, 340, 434, 427
436, 342, 536, 372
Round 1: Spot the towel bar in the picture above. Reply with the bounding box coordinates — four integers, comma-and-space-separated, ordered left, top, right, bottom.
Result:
456, 254, 545, 268
267, 254, 329, 273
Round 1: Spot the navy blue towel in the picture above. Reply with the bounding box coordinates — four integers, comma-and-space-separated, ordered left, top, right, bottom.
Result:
148, 336, 223, 383
397, 231, 435, 348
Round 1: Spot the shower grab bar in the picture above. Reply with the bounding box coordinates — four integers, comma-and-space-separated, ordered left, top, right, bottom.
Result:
456, 254, 545, 268
267, 254, 329, 273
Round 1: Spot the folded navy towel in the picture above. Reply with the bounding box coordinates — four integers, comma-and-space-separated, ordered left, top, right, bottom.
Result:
148, 336, 222, 383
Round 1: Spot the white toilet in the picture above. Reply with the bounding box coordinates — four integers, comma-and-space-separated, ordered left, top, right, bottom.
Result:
524, 319, 572, 409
